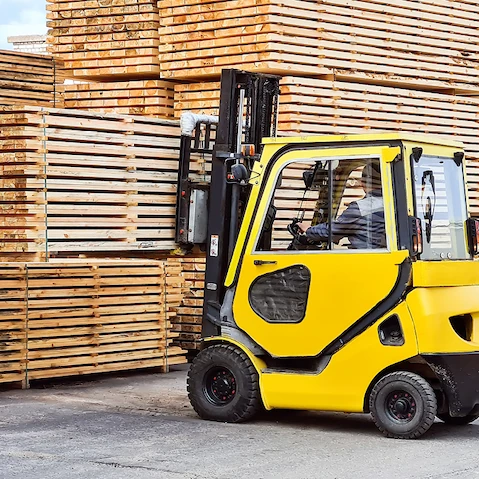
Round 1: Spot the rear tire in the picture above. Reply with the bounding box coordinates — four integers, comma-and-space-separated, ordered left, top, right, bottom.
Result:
187, 343, 262, 423
369, 371, 437, 439
437, 413, 479, 425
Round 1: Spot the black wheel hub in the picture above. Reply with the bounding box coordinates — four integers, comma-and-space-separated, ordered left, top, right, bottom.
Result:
386, 391, 417, 422
204, 367, 237, 405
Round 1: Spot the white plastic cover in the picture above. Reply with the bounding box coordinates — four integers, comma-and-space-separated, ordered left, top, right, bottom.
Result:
180, 112, 219, 137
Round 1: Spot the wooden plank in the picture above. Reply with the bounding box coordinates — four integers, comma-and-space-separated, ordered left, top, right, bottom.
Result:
0, 106, 187, 258
0, 50, 64, 108
157, 1, 479, 89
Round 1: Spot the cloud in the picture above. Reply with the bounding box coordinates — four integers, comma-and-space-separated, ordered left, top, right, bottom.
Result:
0, 0, 46, 50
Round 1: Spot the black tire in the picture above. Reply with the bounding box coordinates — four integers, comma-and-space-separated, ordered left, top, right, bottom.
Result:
369, 371, 437, 439
187, 343, 262, 423
437, 413, 479, 426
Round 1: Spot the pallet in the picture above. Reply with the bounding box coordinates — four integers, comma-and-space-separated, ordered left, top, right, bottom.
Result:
46, 0, 160, 81
0, 50, 64, 108
0, 259, 187, 387
64, 79, 175, 117
158, 0, 479, 92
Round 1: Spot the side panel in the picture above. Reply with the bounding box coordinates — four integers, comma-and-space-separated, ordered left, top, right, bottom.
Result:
406, 286, 479, 354
260, 303, 418, 412
235, 251, 408, 357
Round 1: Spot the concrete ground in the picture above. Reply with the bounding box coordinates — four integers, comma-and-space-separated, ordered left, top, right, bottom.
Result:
1, 365, 479, 479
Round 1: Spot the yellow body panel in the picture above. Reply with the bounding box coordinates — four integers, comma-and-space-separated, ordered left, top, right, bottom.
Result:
406, 286, 479, 354
234, 251, 408, 357
260, 303, 418, 412
412, 261, 479, 287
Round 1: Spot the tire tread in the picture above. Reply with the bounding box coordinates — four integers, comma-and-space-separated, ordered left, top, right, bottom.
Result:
187, 343, 261, 423
369, 371, 437, 439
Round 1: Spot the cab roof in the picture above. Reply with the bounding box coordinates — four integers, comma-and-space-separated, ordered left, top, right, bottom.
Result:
262, 132, 464, 149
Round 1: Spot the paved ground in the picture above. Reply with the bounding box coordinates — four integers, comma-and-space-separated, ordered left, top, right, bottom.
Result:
1, 365, 479, 479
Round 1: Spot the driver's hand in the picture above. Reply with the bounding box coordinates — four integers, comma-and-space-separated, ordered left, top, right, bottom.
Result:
297, 222, 311, 233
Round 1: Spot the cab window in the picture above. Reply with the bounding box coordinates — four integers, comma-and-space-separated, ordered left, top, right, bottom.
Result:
413, 155, 468, 260
256, 157, 387, 252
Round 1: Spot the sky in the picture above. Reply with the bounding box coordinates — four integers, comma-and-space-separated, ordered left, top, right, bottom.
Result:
0, 0, 47, 50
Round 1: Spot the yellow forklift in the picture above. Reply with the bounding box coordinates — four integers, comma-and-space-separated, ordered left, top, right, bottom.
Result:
176, 70, 479, 439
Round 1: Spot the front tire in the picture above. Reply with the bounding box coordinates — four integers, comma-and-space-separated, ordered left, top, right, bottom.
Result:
369, 371, 437, 439
187, 343, 262, 423
437, 413, 479, 426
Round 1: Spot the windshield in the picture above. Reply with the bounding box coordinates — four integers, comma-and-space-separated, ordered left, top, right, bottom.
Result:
413, 155, 468, 260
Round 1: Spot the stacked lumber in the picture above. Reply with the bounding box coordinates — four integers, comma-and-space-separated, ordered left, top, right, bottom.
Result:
0, 50, 64, 108
0, 106, 185, 262
174, 78, 479, 156
46, 0, 160, 81
64, 79, 175, 117
0, 264, 27, 387
0, 260, 187, 387
159, 0, 479, 92
174, 77, 479, 214
159, 0, 326, 80
169, 257, 206, 351
25, 260, 186, 382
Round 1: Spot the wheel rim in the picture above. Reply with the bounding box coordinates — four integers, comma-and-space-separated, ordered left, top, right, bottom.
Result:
386, 390, 417, 423
203, 367, 237, 405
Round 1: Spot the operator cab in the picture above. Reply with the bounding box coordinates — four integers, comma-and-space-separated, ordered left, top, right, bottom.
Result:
227, 134, 474, 358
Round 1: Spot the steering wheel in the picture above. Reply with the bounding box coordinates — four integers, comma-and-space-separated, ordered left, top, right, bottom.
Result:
287, 219, 321, 250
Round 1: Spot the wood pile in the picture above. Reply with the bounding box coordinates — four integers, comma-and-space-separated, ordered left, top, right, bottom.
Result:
159, 0, 326, 80
174, 77, 479, 214
159, 0, 479, 93
46, 0, 160, 81
0, 264, 28, 387
64, 79, 175, 117
0, 106, 184, 262
0, 50, 64, 108
168, 257, 205, 351
174, 78, 479, 157
0, 260, 187, 387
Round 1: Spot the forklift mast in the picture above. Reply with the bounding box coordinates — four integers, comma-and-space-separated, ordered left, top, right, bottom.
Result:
176, 69, 280, 337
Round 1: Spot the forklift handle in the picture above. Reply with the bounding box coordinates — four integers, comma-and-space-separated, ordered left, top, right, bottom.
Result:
254, 260, 278, 266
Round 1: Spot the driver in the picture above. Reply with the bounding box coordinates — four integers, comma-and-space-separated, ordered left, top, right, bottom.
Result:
297, 162, 386, 249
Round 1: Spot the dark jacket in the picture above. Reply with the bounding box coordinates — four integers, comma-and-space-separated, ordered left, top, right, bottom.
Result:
305, 191, 386, 249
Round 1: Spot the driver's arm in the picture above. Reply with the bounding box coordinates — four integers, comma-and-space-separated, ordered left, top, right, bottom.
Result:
302, 202, 362, 243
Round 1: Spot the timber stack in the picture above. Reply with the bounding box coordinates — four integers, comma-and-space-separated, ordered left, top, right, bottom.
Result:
0, 106, 182, 262
46, 0, 161, 81
0, 260, 186, 388
64, 79, 175, 117
0, 50, 64, 108
167, 257, 206, 352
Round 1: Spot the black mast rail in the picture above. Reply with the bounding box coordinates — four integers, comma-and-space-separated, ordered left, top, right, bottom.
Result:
175, 69, 280, 337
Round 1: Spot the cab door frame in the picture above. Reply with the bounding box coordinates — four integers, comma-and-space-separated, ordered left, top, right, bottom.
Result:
226, 142, 412, 358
